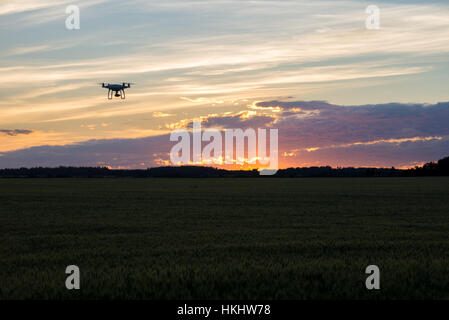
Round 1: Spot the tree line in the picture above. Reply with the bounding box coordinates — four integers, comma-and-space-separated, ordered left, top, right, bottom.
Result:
0, 156, 447, 178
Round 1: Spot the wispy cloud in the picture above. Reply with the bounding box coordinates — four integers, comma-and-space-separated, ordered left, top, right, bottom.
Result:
153, 111, 175, 118
6, 45, 50, 55
0, 129, 33, 136
0, 0, 67, 16
0, 0, 108, 27
303, 136, 443, 152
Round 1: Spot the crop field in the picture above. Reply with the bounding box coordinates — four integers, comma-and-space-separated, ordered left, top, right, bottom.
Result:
1, 177, 449, 300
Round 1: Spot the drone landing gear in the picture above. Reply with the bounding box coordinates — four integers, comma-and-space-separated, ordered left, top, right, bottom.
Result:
106, 88, 126, 99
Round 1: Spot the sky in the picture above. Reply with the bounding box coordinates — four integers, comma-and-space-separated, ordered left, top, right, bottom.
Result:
0, 0, 449, 169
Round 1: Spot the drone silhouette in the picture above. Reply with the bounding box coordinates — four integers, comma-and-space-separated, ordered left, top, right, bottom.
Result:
99, 82, 134, 99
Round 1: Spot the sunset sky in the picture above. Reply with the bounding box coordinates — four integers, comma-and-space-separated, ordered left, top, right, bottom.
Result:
1, 0, 449, 169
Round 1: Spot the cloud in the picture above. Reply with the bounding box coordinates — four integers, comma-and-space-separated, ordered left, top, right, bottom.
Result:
1, 100, 449, 169
302, 136, 443, 153
0, 129, 33, 136
294, 136, 449, 169
164, 110, 276, 130
0, 0, 108, 26
265, 100, 449, 167
0, 134, 170, 168
0, 0, 67, 16
190, 111, 275, 129
259, 100, 449, 145
153, 111, 175, 118
164, 99, 449, 168
2, 0, 449, 129
6, 45, 50, 55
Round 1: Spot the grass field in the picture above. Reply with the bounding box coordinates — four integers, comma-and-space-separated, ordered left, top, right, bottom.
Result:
1, 177, 449, 300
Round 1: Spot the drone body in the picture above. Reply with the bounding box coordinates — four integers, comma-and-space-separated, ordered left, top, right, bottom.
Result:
100, 83, 133, 99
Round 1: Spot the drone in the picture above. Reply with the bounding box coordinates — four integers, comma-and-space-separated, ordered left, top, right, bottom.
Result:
99, 82, 134, 99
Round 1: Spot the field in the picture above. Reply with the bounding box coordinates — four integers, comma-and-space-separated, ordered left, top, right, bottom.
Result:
1, 177, 449, 300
